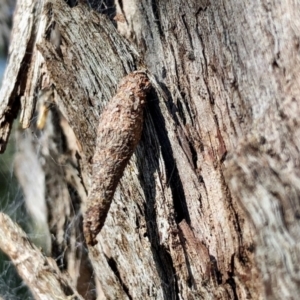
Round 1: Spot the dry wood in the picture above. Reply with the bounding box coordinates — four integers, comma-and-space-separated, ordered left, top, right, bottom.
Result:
1, 0, 300, 299
0, 0, 144, 296
0, 212, 83, 300
224, 96, 300, 298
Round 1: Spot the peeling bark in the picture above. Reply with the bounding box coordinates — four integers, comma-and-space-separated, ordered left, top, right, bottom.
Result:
1, 0, 300, 299
0, 212, 83, 300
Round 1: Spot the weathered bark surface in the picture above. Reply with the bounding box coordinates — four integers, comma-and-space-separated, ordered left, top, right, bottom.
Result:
0, 212, 83, 300
0, 0, 300, 299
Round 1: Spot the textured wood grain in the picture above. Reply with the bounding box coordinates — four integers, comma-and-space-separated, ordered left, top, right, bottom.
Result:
224, 96, 300, 298
1, 0, 142, 297
112, 0, 300, 299
4, 0, 300, 299
37, 0, 139, 161
0, 212, 83, 300
84, 71, 151, 246
0, 0, 41, 152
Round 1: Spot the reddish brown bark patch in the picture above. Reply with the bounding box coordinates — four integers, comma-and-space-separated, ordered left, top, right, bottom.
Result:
83, 71, 151, 246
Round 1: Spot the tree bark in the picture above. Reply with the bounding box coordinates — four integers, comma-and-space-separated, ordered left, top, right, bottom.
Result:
0, 0, 300, 299
0, 212, 84, 300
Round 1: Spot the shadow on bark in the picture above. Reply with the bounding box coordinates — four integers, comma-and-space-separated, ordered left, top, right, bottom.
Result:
135, 87, 192, 299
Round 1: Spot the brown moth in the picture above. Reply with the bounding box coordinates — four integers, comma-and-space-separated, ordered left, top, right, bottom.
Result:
83, 71, 151, 246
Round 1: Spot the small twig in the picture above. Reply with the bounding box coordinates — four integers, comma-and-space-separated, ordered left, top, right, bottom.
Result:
0, 212, 83, 300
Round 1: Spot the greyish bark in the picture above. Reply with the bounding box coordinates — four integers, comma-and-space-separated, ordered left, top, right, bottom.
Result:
0, 0, 300, 299
0, 212, 84, 300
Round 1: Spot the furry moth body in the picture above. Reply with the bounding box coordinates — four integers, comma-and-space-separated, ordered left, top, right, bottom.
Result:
83, 72, 151, 246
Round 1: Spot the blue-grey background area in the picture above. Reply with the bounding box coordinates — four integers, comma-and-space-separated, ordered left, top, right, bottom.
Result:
0, 58, 5, 81
0, 4, 33, 298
